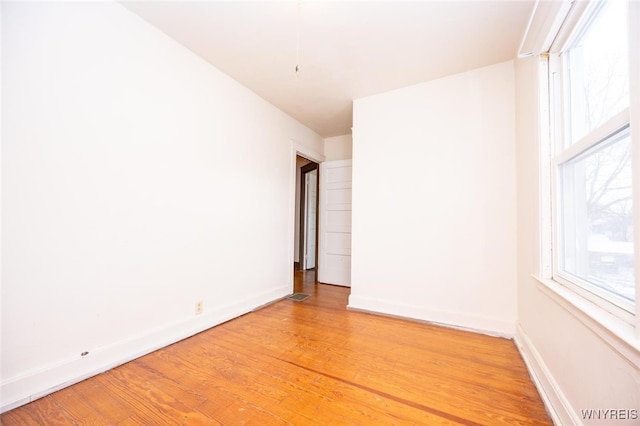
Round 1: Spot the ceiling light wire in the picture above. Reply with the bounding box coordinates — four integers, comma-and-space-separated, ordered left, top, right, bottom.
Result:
295, 0, 301, 79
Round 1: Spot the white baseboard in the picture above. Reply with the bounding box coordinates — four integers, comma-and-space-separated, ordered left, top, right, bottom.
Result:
514, 322, 581, 426
0, 285, 289, 413
347, 294, 515, 337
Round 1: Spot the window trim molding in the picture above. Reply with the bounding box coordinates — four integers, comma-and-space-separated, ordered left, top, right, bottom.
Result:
549, 0, 599, 54
552, 272, 635, 324
533, 275, 640, 368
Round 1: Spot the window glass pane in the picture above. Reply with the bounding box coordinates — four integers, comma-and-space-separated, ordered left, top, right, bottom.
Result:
559, 128, 634, 302
566, 1, 629, 145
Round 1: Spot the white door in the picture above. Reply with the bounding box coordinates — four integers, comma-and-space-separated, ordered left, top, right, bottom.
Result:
318, 160, 352, 286
303, 169, 317, 270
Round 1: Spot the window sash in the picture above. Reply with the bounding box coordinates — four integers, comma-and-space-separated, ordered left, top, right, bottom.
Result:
552, 125, 635, 317
550, 133, 635, 321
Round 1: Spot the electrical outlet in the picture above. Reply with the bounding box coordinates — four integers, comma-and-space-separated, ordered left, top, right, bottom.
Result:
195, 301, 203, 315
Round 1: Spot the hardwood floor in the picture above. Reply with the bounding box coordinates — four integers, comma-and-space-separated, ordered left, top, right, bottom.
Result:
2, 270, 551, 425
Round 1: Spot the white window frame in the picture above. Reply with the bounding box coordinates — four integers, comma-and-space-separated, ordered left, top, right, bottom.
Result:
545, 0, 640, 329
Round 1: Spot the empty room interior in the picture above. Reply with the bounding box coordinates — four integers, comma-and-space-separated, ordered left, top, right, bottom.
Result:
2, 0, 639, 424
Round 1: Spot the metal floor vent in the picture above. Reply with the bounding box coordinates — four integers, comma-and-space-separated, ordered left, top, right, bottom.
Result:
288, 293, 311, 302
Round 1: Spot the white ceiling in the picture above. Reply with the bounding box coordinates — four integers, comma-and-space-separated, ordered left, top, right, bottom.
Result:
121, 1, 534, 138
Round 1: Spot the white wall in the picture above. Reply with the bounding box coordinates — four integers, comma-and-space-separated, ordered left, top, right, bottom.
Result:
324, 134, 353, 161
349, 61, 517, 335
514, 56, 640, 425
1, 1, 323, 411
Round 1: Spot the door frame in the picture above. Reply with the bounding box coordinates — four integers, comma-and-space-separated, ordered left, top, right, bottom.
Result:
288, 142, 325, 290
299, 162, 319, 270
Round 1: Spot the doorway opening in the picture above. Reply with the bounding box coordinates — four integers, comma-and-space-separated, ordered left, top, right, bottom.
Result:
295, 157, 319, 279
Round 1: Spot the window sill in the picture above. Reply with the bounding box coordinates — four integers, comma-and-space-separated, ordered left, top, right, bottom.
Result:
533, 275, 640, 368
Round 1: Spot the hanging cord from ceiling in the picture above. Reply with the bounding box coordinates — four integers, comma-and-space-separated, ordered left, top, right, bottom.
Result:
295, 0, 301, 78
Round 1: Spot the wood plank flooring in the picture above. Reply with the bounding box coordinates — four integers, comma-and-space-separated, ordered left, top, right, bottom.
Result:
2, 270, 551, 425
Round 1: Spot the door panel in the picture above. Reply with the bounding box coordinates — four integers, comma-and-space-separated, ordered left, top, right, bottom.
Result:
326, 233, 351, 251
327, 188, 351, 205
318, 160, 352, 286
327, 210, 351, 232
